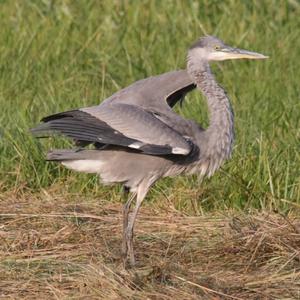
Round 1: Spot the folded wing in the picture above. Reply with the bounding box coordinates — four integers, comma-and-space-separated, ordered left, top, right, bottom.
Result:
32, 104, 193, 156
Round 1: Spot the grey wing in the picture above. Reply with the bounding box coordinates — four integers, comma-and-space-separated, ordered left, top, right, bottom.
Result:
32, 103, 193, 156
103, 70, 196, 109
31, 70, 196, 155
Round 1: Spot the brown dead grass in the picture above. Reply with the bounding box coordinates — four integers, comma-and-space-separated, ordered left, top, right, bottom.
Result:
0, 190, 300, 300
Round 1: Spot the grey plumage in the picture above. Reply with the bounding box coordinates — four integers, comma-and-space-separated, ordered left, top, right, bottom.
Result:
32, 36, 268, 267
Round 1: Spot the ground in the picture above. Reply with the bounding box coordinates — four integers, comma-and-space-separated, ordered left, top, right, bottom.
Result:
1, 191, 300, 299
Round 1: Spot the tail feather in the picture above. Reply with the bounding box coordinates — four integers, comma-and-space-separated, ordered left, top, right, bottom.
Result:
47, 149, 102, 161
47, 149, 106, 174
46, 148, 152, 188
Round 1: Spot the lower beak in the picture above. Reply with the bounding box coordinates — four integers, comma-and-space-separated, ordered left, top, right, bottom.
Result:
222, 47, 269, 60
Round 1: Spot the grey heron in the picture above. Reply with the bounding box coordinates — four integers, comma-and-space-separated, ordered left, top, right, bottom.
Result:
32, 36, 268, 267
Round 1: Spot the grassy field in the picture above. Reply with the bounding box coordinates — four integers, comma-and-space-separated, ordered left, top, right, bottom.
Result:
0, 0, 300, 299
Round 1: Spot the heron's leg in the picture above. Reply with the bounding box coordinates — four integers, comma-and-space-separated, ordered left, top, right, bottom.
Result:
122, 187, 131, 238
122, 192, 136, 259
125, 186, 149, 267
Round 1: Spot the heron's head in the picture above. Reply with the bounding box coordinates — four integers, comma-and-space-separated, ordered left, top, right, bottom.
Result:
189, 36, 268, 62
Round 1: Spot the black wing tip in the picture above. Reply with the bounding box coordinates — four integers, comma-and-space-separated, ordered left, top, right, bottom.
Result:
166, 83, 196, 108
41, 109, 82, 123
30, 123, 52, 136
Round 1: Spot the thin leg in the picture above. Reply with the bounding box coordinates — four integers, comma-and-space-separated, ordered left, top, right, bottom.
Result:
124, 185, 149, 267
122, 185, 131, 235
122, 192, 136, 259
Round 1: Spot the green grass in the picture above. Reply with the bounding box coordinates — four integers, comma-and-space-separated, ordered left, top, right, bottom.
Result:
0, 0, 299, 212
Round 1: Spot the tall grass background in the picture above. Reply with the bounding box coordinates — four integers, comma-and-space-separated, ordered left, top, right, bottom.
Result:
0, 0, 299, 212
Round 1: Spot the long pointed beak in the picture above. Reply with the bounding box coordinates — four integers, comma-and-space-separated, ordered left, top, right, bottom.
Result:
220, 47, 269, 60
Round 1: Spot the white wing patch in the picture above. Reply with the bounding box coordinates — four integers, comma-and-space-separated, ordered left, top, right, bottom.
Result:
172, 147, 190, 155
128, 142, 143, 149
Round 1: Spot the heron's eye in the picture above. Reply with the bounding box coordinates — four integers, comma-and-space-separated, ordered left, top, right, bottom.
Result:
214, 45, 221, 50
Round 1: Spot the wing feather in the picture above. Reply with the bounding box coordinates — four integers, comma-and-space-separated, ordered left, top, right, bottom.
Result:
31, 108, 192, 156
82, 103, 192, 155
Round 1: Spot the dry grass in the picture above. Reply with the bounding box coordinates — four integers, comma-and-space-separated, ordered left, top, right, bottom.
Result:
1, 191, 300, 300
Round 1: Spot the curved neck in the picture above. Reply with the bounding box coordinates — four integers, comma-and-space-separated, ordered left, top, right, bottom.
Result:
187, 58, 234, 172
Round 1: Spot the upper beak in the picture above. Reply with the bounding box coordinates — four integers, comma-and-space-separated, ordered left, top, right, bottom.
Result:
221, 46, 269, 60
